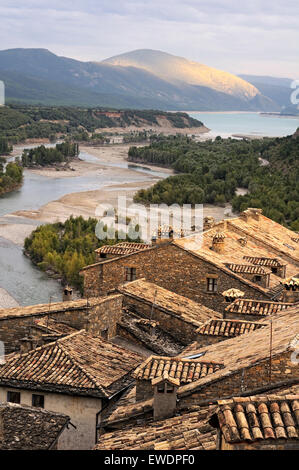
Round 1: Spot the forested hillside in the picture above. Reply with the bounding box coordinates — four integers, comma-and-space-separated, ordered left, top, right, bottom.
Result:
0, 158, 23, 195
130, 133, 299, 230
24, 216, 141, 292
0, 105, 203, 144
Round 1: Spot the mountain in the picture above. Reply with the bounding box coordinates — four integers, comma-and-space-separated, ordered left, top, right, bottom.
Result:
0, 48, 279, 111
104, 49, 259, 100
239, 74, 297, 113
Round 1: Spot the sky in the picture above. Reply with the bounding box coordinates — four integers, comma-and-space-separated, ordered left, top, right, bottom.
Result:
0, 0, 298, 78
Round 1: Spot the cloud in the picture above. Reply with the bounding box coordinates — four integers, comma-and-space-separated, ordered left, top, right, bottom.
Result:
0, 0, 298, 77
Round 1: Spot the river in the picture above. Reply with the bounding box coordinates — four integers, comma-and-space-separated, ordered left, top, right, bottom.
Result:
0, 146, 168, 306
1, 112, 297, 307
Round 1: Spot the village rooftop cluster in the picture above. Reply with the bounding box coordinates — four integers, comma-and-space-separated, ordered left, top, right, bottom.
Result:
0, 208, 298, 450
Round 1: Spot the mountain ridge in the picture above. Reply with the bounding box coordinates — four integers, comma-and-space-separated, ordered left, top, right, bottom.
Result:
0, 48, 280, 111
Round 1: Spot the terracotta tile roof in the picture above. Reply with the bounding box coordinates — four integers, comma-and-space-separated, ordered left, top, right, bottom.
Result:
173, 212, 299, 292
196, 319, 266, 338
96, 408, 217, 450
0, 298, 90, 320
0, 402, 70, 450
226, 263, 268, 274
0, 330, 143, 398
178, 305, 299, 397
215, 395, 299, 443
225, 298, 295, 316
33, 318, 78, 336
95, 242, 150, 256
103, 397, 154, 428
229, 213, 299, 262
133, 355, 224, 384
282, 276, 299, 288
119, 279, 221, 327
243, 256, 285, 267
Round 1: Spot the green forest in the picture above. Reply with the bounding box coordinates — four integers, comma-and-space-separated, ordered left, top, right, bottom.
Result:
130, 133, 299, 230
24, 215, 141, 292
0, 137, 12, 155
21, 142, 79, 167
0, 158, 23, 195
0, 105, 202, 144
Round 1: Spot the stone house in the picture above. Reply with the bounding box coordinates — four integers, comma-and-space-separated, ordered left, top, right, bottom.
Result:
0, 330, 143, 450
0, 402, 71, 450
80, 209, 299, 314
210, 395, 299, 450
0, 295, 124, 354
133, 355, 224, 402
99, 304, 299, 433
118, 278, 222, 345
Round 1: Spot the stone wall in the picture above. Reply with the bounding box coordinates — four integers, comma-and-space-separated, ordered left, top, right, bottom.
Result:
122, 294, 198, 345
81, 243, 270, 314
136, 379, 153, 402
86, 295, 123, 340
178, 351, 299, 407
0, 295, 123, 353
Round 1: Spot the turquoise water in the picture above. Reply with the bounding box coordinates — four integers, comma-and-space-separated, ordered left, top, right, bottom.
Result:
188, 112, 299, 138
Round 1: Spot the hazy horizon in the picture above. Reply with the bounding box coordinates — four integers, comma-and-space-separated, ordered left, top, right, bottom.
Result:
0, 1, 298, 79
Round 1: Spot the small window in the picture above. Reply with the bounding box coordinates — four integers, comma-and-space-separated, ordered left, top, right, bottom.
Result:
271, 267, 278, 274
157, 384, 165, 393
254, 275, 262, 282
207, 278, 218, 292
32, 394, 44, 408
125, 267, 137, 282
7, 391, 20, 404
166, 385, 174, 393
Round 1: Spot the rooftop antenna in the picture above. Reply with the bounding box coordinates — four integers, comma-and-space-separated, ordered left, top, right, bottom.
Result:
269, 317, 273, 382
47, 295, 53, 329
150, 289, 158, 337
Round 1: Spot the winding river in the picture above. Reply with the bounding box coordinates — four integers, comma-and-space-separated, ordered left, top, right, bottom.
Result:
0, 146, 168, 306
1, 112, 297, 307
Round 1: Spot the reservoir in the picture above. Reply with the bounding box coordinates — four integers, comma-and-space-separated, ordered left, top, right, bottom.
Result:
188, 112, 299, 138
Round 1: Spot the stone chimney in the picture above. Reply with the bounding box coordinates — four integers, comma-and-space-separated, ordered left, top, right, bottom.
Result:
63, 286, 73, 302
222, 288, 244, 303
212, 232, 226, 254
204, 216, 215, 231
281, 277, 299, 303
152, 373, 180, 421
240, 208, 263, 223
151, 225, 174, 246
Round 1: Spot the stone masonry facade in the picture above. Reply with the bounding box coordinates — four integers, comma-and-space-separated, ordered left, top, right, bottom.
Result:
81, 243, 270, 314
178, 351, 299, 407
0, 295, 123, 353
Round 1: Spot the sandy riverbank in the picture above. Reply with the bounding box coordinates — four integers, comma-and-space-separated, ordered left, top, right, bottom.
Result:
3, 142, 234, 246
